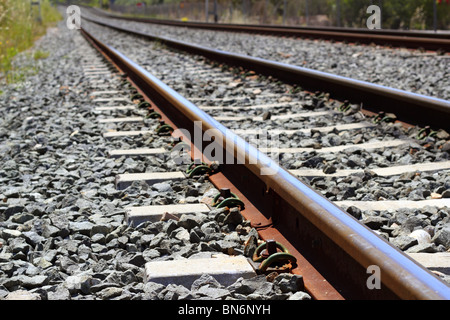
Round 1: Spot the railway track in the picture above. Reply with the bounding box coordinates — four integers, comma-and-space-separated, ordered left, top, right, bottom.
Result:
76, 14, 450, 300
81, 13, 450, 131
89, 6, 450, 52
1, 8, 449, 302
81, 8, 450, 100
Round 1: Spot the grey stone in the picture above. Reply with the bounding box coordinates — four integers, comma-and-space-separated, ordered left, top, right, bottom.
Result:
191, 274, 222, 291
11, 213, 34, 224
25, 204, 46, 217
322, 164, 337, 174
47, 286, 71, 300
227, 275, 268, 295
189, 230, 201, 243
163, 220, 178, 235
42, 224, 60, 238
408, 189, 426, 201
64, 272, 99, 294
3, 275, 49, 289
273, 273, 305, 293
4, 289, 41, 300
402, 216, 426, 232
346, 206, 362, 219
144, 281, 165, 295
195, 286, 230, 299
178, 214, 200, 230
323, 134, 341, 147
362, 216, 389, 230
299, 139, 317, 148
143, 248, 160, 260
390, 235, 418, 251
1, 229, 22, 240
405, 243, 437, 253
128, 253, 146, 267
153, 182, 172, 193
253, 281, 274, 296
432, 224, 450, 249
172, 228, 190, 242
223, 208, 243, 225
9, 238, 31, 254
22, 231, 45, 247
90, 282, 121, 293
159, 284, 192, 300
442, 142, 450, 153
36, 257, 53, 269
90, 224, 112, 236
69, 221, 94, 236
57, 256, 79, 274
91, 233, 106, 244
287, 291, 312, 300
97, 287, 123, 299
4, 206, 25, 219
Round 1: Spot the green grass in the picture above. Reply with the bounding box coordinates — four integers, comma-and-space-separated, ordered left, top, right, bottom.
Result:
0, 0, 62, 83
33, 50, 50, 60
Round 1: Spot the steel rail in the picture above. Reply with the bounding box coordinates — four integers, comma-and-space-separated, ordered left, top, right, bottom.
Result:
79, 26, 450, 299
87, 6, 450, 51
82, 16, 450, 132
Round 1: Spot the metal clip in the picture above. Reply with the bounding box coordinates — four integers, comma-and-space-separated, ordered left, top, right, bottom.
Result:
146, 109, 162, 119
252, 240, 297, 273
186, 158, 214, 178
155, 120, 173, 135
338, 100, 350, 112
417, 126, 437, 140
138, 101, 151, 109
372, 111, 397, 124
130, 93, 143, 102
212, 188, 244, 209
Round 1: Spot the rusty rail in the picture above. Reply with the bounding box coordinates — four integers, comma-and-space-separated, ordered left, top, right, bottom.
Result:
80, 26, 450, 299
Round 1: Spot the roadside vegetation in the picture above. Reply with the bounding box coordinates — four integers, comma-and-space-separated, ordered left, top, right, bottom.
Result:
67, 0, 450, 30
0, 0, 61, 83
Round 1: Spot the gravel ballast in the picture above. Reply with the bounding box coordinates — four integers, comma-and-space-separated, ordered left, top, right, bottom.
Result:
0, 21, 313, 300
84, 10, 450, 100
1, 11, 449, 301
78, 19, 450, 285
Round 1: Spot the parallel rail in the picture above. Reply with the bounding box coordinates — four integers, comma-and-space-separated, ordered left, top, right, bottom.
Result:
88, 6, 450, 52
83, 15, 450, 132
80, 24, 450, 299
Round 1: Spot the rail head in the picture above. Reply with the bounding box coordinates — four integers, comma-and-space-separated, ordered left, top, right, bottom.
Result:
80, 26, 450, 300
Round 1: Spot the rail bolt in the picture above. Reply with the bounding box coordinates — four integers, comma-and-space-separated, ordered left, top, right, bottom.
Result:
155, 121, 173, 135
130, 93, 143, 101
186, 159, 213, 178
146, 111, 162, 119
338, 100, 350, 112
417, 126, 437, 140
372, 111, 397, 124
212, 188, 244, 209
253, 240, 297, 273
253, 240, 290, 262
138, 101, 151, 109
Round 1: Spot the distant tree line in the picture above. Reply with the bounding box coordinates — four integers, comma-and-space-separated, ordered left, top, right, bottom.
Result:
63, 0, 450, 29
